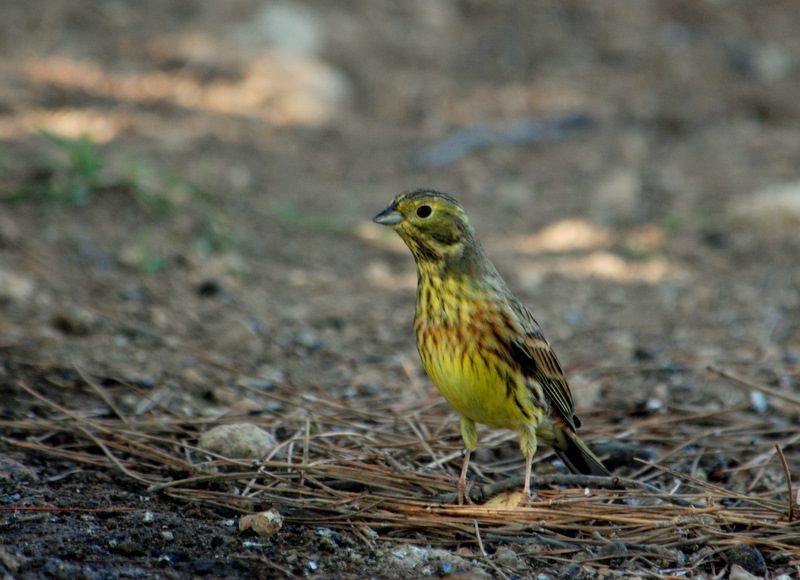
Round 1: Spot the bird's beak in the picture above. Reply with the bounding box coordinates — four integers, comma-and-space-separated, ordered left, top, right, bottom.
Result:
373, 206, 404, 226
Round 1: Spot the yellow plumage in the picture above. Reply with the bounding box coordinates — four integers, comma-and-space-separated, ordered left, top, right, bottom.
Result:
374, 189, 609, 504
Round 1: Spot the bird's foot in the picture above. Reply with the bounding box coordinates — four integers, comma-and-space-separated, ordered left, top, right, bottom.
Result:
519, 485, 539, 505
457, 478, 475, 505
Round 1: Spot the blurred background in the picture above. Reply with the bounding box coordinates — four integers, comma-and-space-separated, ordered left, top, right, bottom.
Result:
1, 1, 800, 574
2, 0, 798, 398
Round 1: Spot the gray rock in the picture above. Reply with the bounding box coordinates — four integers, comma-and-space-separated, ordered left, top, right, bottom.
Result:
0, 268, 34, 302
731, 181, 800, 228
729, 564, 762, 580
253, 2, 322, 56
198, 424, 278, 460
726, 544, 767, 577
213, 318, 263, 356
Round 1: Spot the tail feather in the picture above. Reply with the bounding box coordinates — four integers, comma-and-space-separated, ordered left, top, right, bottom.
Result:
553, 429, 610, 476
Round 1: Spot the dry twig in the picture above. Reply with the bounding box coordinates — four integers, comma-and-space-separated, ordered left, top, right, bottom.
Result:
5, 366, 800, 571
775, 443, 795, 522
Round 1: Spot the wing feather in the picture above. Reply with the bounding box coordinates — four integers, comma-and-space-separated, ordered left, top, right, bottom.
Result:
502, 299, 578, 430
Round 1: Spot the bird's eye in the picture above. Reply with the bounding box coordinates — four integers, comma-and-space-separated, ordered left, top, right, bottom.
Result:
416, 205, 432, 218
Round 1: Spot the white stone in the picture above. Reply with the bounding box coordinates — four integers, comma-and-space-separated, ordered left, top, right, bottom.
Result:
731, 181, 800, 228
0, 268, 34, 302
239, 509, 283, 537
198, 424, 278, 459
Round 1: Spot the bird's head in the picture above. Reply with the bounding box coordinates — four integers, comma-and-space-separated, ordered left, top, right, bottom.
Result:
373, 189, 500, 283
373, 189, 475, 264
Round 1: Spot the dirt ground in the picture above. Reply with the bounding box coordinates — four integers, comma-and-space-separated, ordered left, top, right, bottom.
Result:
2, 1, 800, 578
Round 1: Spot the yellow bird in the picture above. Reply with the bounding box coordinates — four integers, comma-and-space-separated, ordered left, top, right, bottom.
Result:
374, 189, 609, 504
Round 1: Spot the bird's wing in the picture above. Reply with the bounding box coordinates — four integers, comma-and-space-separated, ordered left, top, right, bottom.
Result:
503, 299, 579, 430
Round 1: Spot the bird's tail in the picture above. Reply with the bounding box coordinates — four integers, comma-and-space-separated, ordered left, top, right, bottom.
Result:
552, 428, 610, 477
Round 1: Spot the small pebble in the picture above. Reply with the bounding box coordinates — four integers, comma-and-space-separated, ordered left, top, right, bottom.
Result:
731, 181, 800, 228
51, 311, 93, 336
729, 564, 762, 580
727, 544, 767, 577
213, 318, 262, 356
297, 327, 322, 349
645, 397, 663, 411
120, 285, 148, 301
239, 509, 283, 537
257, 365, 286, 384
0, 457, 39, 484
782, 352, 799, 366
597, 542, 629, 566
198, 424, 278, 460
749, 390, 768, 413
558, 563, 585, 579
196, 278, 222, 297
493, 546, 521, 569
237, 377, 276, 391
250, 2, 322, 55
0, 546, 27, 573
0, 268, 34, 302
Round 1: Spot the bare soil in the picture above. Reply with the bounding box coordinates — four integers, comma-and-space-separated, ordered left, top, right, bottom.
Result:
2, 1, 800, 578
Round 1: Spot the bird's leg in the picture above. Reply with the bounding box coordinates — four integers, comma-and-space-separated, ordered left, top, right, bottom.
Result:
457, 417, 478, 505
457, 448, 472, 505
519, 427, 538, 504
522, 453, 533, 501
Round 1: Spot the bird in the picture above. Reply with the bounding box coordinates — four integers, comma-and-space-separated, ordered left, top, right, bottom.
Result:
373, 189, 609, 504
